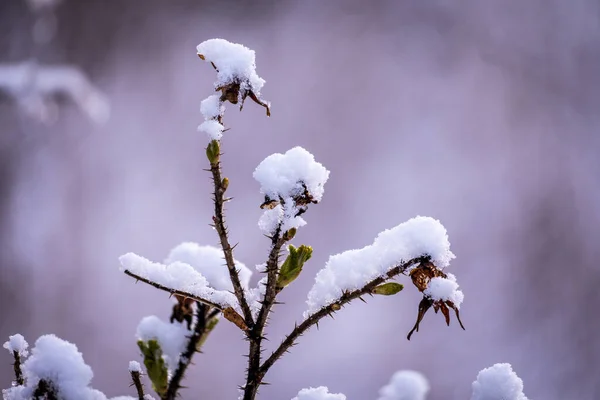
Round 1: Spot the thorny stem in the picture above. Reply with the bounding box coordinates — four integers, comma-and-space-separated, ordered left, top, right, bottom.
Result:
257, 257, 428, 378
130, 369, 145, 400
11, 350, 24, 386
209, 157, 254, 327
123, 270, 225, 311
243, 225, 287, 400
33, 379, 58, 400
164, 304, 219, 400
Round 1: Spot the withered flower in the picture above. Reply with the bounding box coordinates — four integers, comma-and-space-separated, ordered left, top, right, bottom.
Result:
406, 261, 465, 340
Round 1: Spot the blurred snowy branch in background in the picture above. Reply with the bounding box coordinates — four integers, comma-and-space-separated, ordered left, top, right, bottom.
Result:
0, 62, 110, 124
0, 0, 109, 125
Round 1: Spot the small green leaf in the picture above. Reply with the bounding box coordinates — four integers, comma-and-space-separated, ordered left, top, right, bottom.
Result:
372, 282, 404, 296
137, 339, 168, 396
206, 139, 220, 165
277, 245, 313, 290
197, 317, 220, 350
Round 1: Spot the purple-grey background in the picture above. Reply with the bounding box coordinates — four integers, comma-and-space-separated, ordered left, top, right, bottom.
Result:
1, 1, 599, 399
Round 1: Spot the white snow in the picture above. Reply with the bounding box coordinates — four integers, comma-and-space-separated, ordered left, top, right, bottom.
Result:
196, 38, 265, 95
128, 361, 141, 373
136, 316, 189, 372
3, 334, 29, 357
304, 216, 454, 318
200, 94, 224, 120
424, 274, 464, 307
119, 252, 240, 311
254, 147, 330, 203
378, 370, 430, 400
165, 242, 252, 291
292, 386, 346, 400
0, 62, 110, 124
1, 334, 108, 400
257, 200, 306, 235
471, 363, 528, 400
198, 120, 225, 140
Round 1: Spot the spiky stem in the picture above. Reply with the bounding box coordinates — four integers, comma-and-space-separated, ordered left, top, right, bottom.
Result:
10, 350, 24, 386
209, 153, 254, 328
258, 257, 427, 377
130, 369, 145, 400
243, 226, 287, 400
123, 270, 225, 311
164, 304, 219, 400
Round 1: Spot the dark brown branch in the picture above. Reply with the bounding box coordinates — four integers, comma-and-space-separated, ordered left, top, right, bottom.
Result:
33, 380, 58, 400
209, 158, 254, 327
11, 350, 24, 386
130, 368, 145, 400
164, 303, 217, 400
243, 227, 287, 400
123, 270, 224, 311
258, 257, 427, 376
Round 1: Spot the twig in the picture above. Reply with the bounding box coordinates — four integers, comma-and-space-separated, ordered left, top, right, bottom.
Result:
10, 350, 24, 386
33, 379, 58, 400
243, 226, 287, 400
209, 156, 254, 327
164, 303, 218, 400
123, 270, 224, 311
130, 369, 145, 400
258, 257, 427, 377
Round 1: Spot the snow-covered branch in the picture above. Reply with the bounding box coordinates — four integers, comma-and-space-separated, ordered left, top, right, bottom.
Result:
0, 62, 110, 124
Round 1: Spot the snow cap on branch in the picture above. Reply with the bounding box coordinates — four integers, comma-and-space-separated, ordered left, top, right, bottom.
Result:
2, 335, 107, 400
136, 316, 188, 371
196, 38, 265, 95
165, 242, 252, 291
424, 273, 464, 308
304, 216, 454, 318
471, 363, 528, 400
119, 252, 240, 311
378, 370, 430, 400
254, 146, 329, 203
128, 361, 141, 373
3, 334, 29, 357
292, 386, 346, 400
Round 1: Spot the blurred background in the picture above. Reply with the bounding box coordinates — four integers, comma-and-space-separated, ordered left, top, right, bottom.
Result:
1, 0, 600, 399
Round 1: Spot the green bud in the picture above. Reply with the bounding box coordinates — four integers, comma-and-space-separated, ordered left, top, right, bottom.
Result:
197, 317, 220, 350
222, 177, 229, 191
372, 282, 404, 296
277, 245, 313, 290
206, 140, 220, 165
137, 339, 168, 396
331, 303, 341, 311
282, 227, 297, 241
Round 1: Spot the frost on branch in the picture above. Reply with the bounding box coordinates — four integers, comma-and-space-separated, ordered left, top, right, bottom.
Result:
304, 216, 454, 319
0, 62, 110, 124
3, 334, 29, 357
254, 146, 330, 235
165, 242, 252, 291
471, 363, 528, 400
292, 386, 346, 400
136, 316, 188, 372
119, 252, 240, 311
377, 370, 430, 400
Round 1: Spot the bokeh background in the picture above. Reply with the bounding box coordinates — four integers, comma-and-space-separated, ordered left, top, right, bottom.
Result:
1, 0, 600, 399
